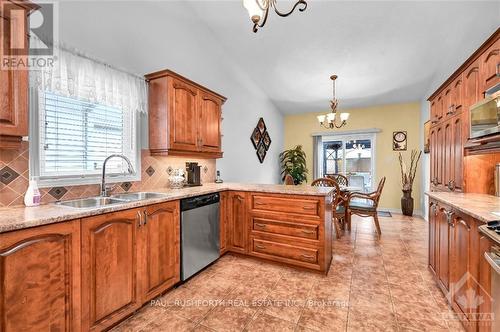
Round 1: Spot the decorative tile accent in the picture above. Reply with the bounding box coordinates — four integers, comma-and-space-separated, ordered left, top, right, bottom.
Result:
167, 166, 173, 175
121, 182, 132, 192
203, 165, 208, 174
48, 187, 68, 200
0, 166, 20, 185
146, 166, 155, 177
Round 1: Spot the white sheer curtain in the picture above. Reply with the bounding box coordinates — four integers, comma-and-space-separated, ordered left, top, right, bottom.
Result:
30, 37, 147, 114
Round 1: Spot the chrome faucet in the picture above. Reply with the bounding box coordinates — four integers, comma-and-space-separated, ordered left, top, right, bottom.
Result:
100, 154, 135, 197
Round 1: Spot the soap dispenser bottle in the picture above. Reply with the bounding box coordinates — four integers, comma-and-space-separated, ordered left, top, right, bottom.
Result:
24, 177, 41, 207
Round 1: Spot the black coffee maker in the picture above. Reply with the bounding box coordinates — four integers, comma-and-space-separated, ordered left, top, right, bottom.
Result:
185, 162, 202, 187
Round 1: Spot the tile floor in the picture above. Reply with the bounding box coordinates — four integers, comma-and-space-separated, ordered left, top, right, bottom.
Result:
112, 214, 465, 332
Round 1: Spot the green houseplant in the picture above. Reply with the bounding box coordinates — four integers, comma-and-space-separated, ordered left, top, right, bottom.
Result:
279, 145, 308, 185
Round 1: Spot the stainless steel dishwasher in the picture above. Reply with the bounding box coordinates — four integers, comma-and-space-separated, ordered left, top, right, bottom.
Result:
180, 193, 220, 281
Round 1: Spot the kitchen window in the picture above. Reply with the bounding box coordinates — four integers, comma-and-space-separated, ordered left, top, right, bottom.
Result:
29, 42, 146, 187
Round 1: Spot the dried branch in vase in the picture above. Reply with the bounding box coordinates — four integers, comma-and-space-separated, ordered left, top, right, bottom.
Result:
398, 150, 422, 191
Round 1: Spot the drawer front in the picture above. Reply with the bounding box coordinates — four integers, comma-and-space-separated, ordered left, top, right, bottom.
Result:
252, 195, 320, 217
252, 217, 318, 240
252, 238, 318, 264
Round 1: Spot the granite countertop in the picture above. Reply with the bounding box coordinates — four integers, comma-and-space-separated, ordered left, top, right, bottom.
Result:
426, 191, 500, 223
0, 183, 333, 234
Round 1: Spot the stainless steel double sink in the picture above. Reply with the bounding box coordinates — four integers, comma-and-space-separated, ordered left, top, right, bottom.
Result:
56, 192, 168, 208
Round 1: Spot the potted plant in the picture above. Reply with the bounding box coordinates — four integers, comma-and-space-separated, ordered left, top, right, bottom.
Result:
279, 145, 308, 185
398, 149, 422, 216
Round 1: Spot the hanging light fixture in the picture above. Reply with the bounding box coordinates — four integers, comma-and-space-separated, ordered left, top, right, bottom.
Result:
243, 0, 308, 33
317, 75, 350, 129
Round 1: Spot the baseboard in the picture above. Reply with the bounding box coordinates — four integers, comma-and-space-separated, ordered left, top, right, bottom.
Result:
378, 207, 423, 218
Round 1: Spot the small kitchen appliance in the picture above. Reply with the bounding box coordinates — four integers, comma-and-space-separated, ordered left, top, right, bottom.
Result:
185, 162, 201, 187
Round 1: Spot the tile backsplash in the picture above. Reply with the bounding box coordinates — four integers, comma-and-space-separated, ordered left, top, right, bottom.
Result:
0, 144, 215, 207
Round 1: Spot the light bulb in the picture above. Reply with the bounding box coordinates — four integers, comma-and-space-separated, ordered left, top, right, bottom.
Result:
317, 115, 326, 123
340, 113, 350, 121
326, 113, 336, 123
243, 0, 264, 22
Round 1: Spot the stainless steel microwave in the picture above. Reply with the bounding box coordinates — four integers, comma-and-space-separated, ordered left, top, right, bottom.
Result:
470, 91, 500, 139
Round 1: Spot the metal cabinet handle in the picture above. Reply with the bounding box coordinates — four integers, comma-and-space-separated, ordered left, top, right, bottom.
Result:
236, 195, 244, 201
143, 211, 148, 225
301, 230, 315, 234
255, 245, 266, 250
496, 63, 500, 77
255, 223, 266, 228
442, 209, 454, 225
302, 206, 315, 210
136, 211, 142, 227
447, 180, 456, 191
301, 254, 315, 260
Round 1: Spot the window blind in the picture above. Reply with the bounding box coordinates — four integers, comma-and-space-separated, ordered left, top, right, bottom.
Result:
39, 92, 136, 179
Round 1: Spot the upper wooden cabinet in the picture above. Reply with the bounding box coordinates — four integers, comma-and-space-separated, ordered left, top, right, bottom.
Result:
0, 220, 81, 332
145, 69, 226, 158
0, 0, 37, 149
479, 38, 500, 92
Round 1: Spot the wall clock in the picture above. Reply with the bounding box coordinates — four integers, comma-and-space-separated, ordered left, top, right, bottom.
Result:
393, 131, 407, 151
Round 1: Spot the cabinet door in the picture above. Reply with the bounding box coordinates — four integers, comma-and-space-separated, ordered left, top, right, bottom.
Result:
198, 91, 222, 153
452, 74, 463, 114
436, 124, 444, 188
480, 39, 500, 92
429, 201, 438, 274
430, 99, 438, 124
443, 120, 453, 190
478, 235, 493, 332
0, 10, 28, 145
463, 61, 481, 109
140, 201, 180, 302
443, 86, 454, 119
437, 207, 451, 292
451, 114, 463, 192
430, 126, 437, 187
81, 209, 142, 331
0, 220, 81, 332
450, 213, 478, 327
436, 93, 444, 120
168, 77, 199, 152
227, 191, 248, 254
220, 191, 228, 254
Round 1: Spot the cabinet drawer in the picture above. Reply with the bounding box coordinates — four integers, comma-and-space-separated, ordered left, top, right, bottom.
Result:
252, 195, 320, 217
252, 217, 318, 240
252, 238, 318, 264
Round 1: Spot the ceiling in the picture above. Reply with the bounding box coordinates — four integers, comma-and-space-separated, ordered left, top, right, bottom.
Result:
183, 0, 500, 114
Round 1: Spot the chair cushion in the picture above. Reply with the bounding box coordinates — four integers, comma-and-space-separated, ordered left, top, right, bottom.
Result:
349, 200, 376, 212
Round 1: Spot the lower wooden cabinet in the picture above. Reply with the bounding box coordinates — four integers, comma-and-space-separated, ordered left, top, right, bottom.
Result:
226, 191, 248, 254
219, 192, 228, 254
81, 208, 142, 331
0, 220, 81, 332
81, 201, 180, 331
141, 201, 180, 302
429, 198, 494, 332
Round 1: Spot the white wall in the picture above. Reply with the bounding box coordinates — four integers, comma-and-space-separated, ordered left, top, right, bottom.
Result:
57, 1, 284, 184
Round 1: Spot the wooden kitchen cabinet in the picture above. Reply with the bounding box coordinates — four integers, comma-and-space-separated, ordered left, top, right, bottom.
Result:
226, 191, 248, 254
0, 220, 81, 332
429, 201, 438, 274
81, 208, 142, 331
450, 212, 479, 330
478, 234, 494, 332
220, 191, 228, 254
479, 38, 500, 92
140, 201, 180, 302
437, 205, 452, 293
145, 69, 226, 158
0, 0, 37, 149
463, 60, 482, 110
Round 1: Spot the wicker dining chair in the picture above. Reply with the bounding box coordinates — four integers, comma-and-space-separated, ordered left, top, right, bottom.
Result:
326, 173, 349, 187
345, 177, 386, 236
284, 174, 295, 185
311, 178, 344, 239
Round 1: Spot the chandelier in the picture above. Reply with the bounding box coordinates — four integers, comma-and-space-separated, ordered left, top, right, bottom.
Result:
317, 75, 350, 129
243, 0, 308, 33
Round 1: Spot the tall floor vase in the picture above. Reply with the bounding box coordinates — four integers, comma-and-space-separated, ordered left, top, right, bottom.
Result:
401, 189, 414, 216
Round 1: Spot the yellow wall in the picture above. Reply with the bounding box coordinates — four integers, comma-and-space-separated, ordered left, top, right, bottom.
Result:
284, 102, 422, 212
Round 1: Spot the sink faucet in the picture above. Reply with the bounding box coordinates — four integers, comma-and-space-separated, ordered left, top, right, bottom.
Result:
100, 154, 135, 197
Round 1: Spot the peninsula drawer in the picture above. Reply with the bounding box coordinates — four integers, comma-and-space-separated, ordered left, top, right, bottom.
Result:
251, 217, 319, 240
251, 195, 320, 217
251, 238, 318, 264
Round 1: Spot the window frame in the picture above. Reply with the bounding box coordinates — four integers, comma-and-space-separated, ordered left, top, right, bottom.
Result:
29, 88, 142, 188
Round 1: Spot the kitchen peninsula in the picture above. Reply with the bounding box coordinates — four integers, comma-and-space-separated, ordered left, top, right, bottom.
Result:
0, 183, 333, 332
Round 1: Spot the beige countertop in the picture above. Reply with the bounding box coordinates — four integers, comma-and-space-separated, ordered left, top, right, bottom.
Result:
0, 183, 333, 234
426, 191, 500, 223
